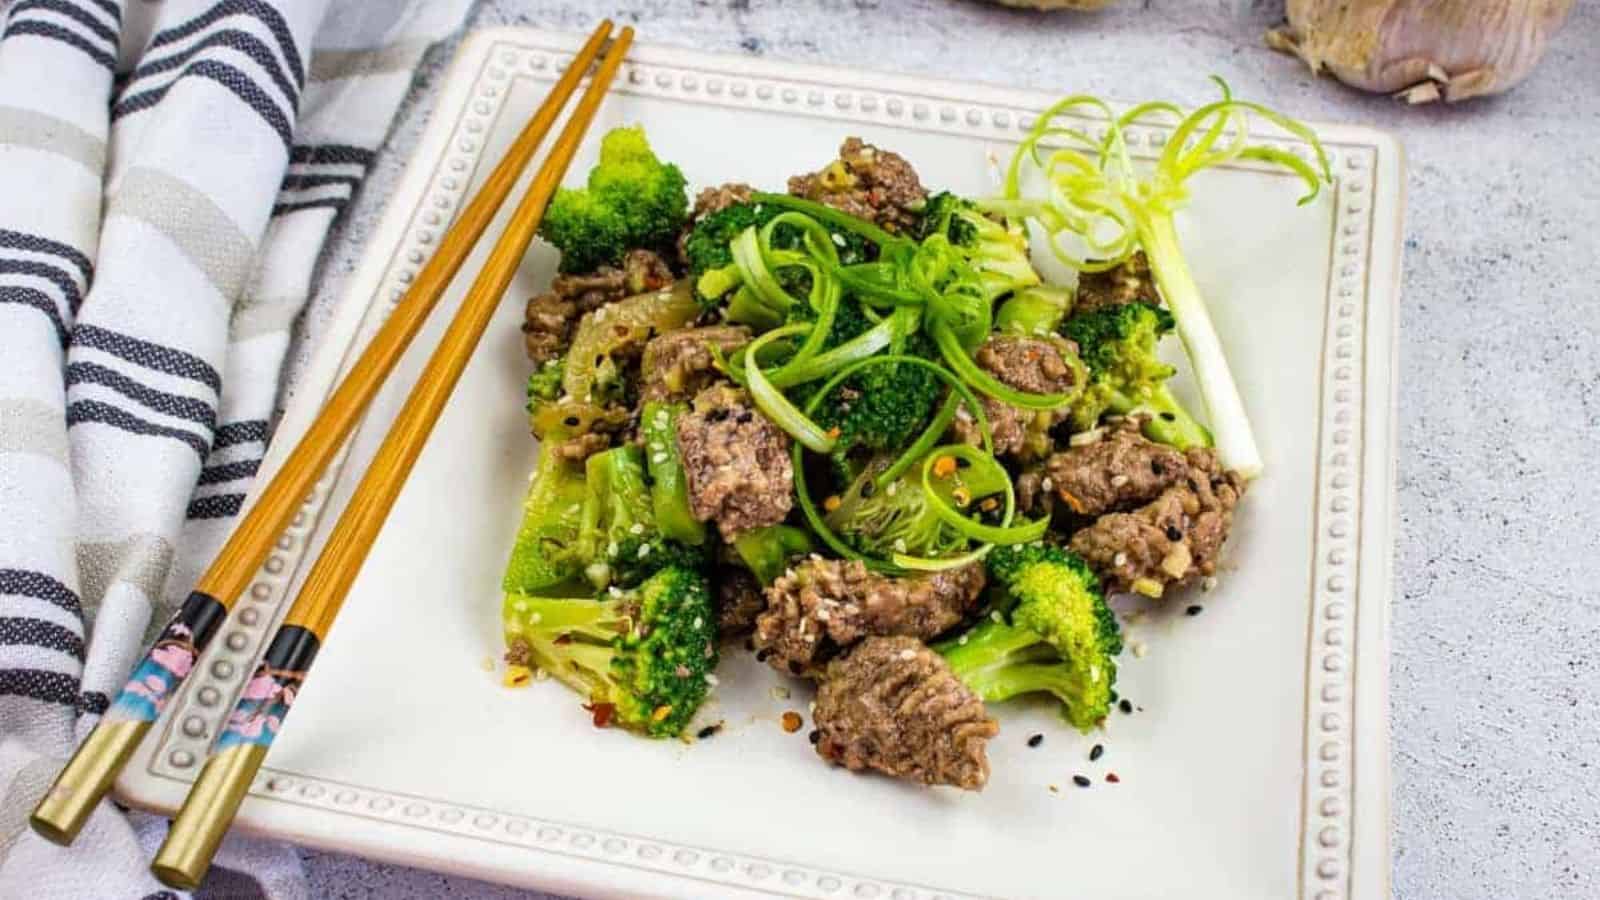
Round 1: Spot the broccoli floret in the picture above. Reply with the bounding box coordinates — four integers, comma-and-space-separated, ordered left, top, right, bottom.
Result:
808, 305, 942, 471
1062, 301, 1212, 449
684, 200, 872, 309
539, 126, 688, 274
937, 544, 1122, 731
579, 446, 708, 590
503, 566, 717, 737
823, 455, 1006, 560
525, 356, 566, 415
917, 192, 1040, 303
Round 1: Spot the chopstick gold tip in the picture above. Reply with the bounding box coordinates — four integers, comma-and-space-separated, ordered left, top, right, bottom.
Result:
29, 720, 149, 845
150, 744, 269, 891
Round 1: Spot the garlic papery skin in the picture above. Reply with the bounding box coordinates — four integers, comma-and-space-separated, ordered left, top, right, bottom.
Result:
1267, 0, 1575, 103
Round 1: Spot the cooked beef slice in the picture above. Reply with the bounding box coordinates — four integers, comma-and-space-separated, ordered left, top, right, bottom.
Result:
675, 384, 793, 540
753, 558, 985, 677
1073, 250, 1160, 313
639, 325, 751, 404
715, 567, 767, 642
522, 249, 674, 363
949, 335, 1078, 460
1070, 450, 1245, 595
787, 137, 927, 233
812, 636, 998, 791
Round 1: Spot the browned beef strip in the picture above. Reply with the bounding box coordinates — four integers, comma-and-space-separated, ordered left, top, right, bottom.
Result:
1074, 251, 1161, 313
521, 249, 675, 363
675, 384, 793, 540
639, 325, 751, 404
948, 335, 1079, 460
812, 636, 998, 791
1070, 451, 1245, 596
715, 567, 766, 641
753, 558, 985, 677
787, 137, 927, 233
692, 182, 754, 219
1043, 416, 1190, 516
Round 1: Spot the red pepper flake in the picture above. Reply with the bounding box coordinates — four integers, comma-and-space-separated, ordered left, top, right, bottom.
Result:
553, 634, 573, 645
583, 702, 616, 728
1105, 772, 1121, 784
780, 711, 803, 733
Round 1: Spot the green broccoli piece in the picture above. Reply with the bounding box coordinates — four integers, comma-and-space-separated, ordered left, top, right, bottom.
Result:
1062, 301, 1212, 450
502, 565, 717, 738
823, 455, 1006, 560
937, 544, 1122, 731
731, 525, 814, 585
996, 285, 1073, 338
525, 356, 566, 415
579, 445, 708, 591
917, 192, 1040, 303
539, 126, 688, 274
501, 437, 589, 595
808, 305, 942, 471
684, 200, 871, 310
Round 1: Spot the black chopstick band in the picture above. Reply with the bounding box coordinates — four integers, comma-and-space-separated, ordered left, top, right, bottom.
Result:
102, 591, 226, 725
213, 625, 319, 752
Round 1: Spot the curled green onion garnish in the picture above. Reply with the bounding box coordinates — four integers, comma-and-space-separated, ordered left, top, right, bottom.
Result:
750, 191, 903, 249
873, 391, 961, 492
741, 324, 836, 454
731, 226, 795, 316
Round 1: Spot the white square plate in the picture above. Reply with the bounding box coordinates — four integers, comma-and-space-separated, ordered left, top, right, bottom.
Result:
118, 27, 1402, 900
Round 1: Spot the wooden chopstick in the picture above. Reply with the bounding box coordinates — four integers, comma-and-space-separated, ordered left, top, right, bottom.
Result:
28, 19, 617, 850
150, 27, 637, 891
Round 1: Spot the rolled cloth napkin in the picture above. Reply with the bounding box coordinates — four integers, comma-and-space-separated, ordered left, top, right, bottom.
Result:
0, 0, 471, 896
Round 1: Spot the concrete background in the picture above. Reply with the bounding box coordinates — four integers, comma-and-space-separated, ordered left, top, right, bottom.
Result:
279, 2, 1600, 898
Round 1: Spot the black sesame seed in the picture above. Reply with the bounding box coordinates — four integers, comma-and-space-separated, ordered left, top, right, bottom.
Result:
1089, 743, 1104, 762
1073, 775, 1092, 788
1119, 699, 1134, 715
563, 416, 580, 427
1027, 733, 1044, 748
696, 724, 721, 740
788, 660, 804, 675
1186, 604, 1203, 616
808, 729, 821, 745
755, 648, 771, 662
1159, 411, 1176, 422
1150, 460, 1165, 475
744, 638, 756, 652
1165, 525, 1183, 542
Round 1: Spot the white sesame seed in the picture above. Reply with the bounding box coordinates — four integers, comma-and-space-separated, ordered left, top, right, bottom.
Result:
692, 616, 703, 628
1069, 427, 1105, 447
1131, 641, 1148, 658
638, 543, 653, 558
1113, 552, 1128, 567
704, 673, 719, 686
1040, 477, 1054, 492
1110, 474, 1130, 488
898, 649, 916, 660
652, 452, 668, 464
958, 634, 969, 645
529, 612, 542, 624
886, 481, 899, 496
534, 668, 549, 681
990, 610, 1004, 623
893, 538, 908, 553
771, 685, 791, 701
606, 541, 619, 557
630, 522, 645, 534
831, 233, 846, 247
1202, 576, 1218, 592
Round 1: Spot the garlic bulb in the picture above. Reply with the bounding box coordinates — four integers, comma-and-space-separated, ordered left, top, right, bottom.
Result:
1267, 0, 1574, 103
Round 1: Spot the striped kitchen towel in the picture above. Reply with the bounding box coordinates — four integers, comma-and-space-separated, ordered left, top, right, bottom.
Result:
0, 0, 471, 897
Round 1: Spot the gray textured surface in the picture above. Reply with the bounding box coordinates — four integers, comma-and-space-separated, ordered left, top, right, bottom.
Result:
283, 2, 1600, 898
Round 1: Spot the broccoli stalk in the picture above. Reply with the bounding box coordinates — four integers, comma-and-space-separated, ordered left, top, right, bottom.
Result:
640, 401, 705, 546
502, 566, 717, 737
501, 437, 589, 595
731, 525, 814, 585
937, 544, 1123, 732
539, 126, 688, 274
1063, 301, 1212, 450
824, 454, 1005, 561
579, 446, 707, 590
